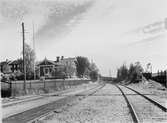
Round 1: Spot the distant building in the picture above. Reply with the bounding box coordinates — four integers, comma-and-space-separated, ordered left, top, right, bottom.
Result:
37, 56, 77, 79
37, 58, 63, 78
9, 59, 23, 73
0, 59, 23, 74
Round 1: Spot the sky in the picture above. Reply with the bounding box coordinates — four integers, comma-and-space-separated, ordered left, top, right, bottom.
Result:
0, 0, 167, 77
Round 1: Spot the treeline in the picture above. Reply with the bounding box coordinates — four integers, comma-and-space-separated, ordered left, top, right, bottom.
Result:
75, 56, 99, 81
116, 62, 143, 83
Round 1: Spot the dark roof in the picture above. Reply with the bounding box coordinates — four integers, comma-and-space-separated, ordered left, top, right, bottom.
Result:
0, 61, 7, 66
37, 57, 76, 67
37, 58, 56, 66
0, 60, 11, 65
9, 59, 23, 65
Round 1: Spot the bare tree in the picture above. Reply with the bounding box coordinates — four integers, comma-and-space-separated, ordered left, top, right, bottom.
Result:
64, 61, 76, 78
23, 43, 36, 79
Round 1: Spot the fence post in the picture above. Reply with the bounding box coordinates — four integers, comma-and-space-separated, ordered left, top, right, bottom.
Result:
12, 81, 16, 98
9, 80, 13, 98
63, 80, 65, 90
30, 80, 32, 90
44, 78, 46, 91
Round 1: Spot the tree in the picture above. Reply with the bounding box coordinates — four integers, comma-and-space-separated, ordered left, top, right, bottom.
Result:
89, 62, 99, 72
2, 63, 12, 74
89, 70, 98, 81
83, 62, 98, 78
23, 43, 36, 79
116, 64, 128, 81
75, 56, 90, 78
116, 62, 143, 83
128, 63, 135, 80
64, 60, 76, 78
88, 62, 99, 80
134, 62, 143, 74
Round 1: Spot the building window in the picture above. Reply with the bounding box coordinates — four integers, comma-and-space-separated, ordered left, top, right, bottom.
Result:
45, 68, 49, 75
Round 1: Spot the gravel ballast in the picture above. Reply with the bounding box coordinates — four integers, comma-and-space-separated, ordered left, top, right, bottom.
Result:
38, 84, 133, 123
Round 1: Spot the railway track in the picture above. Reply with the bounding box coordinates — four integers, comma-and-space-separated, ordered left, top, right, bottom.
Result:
3, 83, 105, 123
121, 85, 167, 112
3, 85, 89, 108
115, 84, 167, 123
115, 85, 139, 123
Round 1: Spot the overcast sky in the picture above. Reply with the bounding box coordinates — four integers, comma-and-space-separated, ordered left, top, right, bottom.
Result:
0, 0, 167, 76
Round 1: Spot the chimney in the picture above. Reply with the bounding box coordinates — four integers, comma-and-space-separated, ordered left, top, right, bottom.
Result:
56, 56, 60, 62
61, 56, 64, 60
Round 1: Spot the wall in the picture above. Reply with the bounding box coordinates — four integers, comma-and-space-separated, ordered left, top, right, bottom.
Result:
1, 79, 90, 97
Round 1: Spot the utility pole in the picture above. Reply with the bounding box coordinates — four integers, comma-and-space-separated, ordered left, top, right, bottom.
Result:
33, 22, 36, 80
22, 22, 26, 94
165, 69, 167, 84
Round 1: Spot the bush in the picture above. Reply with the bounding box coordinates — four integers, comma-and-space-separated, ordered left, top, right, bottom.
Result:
1, 74, 11, 82
15, 72, 24, 80
89, 71, 98, 81
1, 75, 9, 82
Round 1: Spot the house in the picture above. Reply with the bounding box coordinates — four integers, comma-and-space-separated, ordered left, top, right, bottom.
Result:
37, 58, 63, 78
37, 56, 77, 79
0, 59, 23, 74
9, 59, 23, 73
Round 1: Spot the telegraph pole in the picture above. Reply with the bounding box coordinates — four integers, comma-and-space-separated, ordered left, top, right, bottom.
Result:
165, 65, 167, 84
33, 22, 36, 80
22, 22, 26, 94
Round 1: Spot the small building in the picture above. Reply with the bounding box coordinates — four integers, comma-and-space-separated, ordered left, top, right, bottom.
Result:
0, 59, 23, 74
37, 56, 77, 79
37, 58, 64, 78
9, 59, 23, 73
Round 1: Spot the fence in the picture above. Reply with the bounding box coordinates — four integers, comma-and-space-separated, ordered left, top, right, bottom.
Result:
143, 71, 166, 87
1, 79, 90, 97
151, 71, 166, 87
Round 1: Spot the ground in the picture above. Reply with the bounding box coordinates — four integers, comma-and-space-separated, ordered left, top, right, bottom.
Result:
129, 80, 167, 99
2, 80, 167, 123
36, 81, 167, 123
37, 84, 133, 123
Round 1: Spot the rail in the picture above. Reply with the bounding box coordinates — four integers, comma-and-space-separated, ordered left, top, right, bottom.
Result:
121, 85, 167, 112
115, 85, 140, 123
